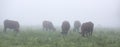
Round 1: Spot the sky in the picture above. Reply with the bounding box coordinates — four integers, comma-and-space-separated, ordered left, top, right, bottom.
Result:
0, 0, 120, 28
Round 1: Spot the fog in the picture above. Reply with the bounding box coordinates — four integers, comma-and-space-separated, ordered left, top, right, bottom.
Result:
0, 0, 120, 28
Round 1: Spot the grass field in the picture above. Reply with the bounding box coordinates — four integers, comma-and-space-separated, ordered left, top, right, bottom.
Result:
0, 27, 120, 47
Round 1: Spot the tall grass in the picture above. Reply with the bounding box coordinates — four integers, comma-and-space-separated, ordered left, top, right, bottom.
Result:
0, 28, 119, 47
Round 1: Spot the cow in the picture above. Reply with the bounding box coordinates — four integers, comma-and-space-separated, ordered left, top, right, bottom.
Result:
81, 21, 94, 37
3, 19, 20, 32
42, 21, 56, 31
61, 21, 70, 35
73, 20, 81, 32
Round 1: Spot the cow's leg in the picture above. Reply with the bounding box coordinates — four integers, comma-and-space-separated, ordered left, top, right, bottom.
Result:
76, 28, 79, 32
85, 31, 89, 37
42, 28, 45, 31
65, 31, 68, 35
14, 28, 19, 33
61, 30, 64, 35
80, 31, 82, 34
90, 31, 93, 36
61, 30, 67, 35
52, 28, 56, 31
46, 28, 49, 31
86, 31, 90, 36
76, 28, 78, 32
88, 29, 92, 36
84, 31, 87, 37
87, 31, 90, 36
43, 28, 47, 31
73, 28, 75, 32
73, 28, 77, 32
77, 28, 80, 32
82, 31, 85, 37
43, 27, 46, 31
3, 27, 7, 32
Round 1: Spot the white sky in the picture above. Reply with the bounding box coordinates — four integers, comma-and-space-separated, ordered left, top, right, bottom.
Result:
0, 0, 120, 28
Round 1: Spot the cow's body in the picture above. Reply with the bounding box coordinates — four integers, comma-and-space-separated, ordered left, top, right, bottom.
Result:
73, 21, 81, 32
42, 21, 56, 31
81, 21, 94, 37
61, 21, 70, 35
4, 20, 20, 32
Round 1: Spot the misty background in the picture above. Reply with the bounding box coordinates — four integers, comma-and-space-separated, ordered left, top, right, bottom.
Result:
0, 0, 120, 28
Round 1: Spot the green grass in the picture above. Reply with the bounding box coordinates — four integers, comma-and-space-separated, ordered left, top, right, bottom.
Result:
0, 28, 120, 47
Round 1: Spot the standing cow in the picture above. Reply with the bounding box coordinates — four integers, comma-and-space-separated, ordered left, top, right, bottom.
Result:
73, 20, 81, 32
81, 21, 94, 37
61, 21, 70, 35
42, 21, 56, 31
3, 19, 20, 32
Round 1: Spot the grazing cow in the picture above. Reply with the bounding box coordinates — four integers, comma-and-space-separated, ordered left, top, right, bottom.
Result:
73, 20, 81, 32
3, 19, 20, 32
42, 21, 56, 31
61, 21, 70, 35
81, 21, 94, 37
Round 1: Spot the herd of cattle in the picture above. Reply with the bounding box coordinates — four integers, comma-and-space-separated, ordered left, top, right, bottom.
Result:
3, 19, 94, 37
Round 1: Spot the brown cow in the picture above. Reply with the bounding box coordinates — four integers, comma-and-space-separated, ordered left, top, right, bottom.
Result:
81, 21, 94, 37
73, 20, 81, 32
61, 21, 70, 35
42, 21, 56, 31
3, 19, 20, 32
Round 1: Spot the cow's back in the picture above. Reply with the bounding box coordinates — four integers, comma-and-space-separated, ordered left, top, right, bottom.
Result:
81, 22, 94, 32
4, 20, 19, 29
